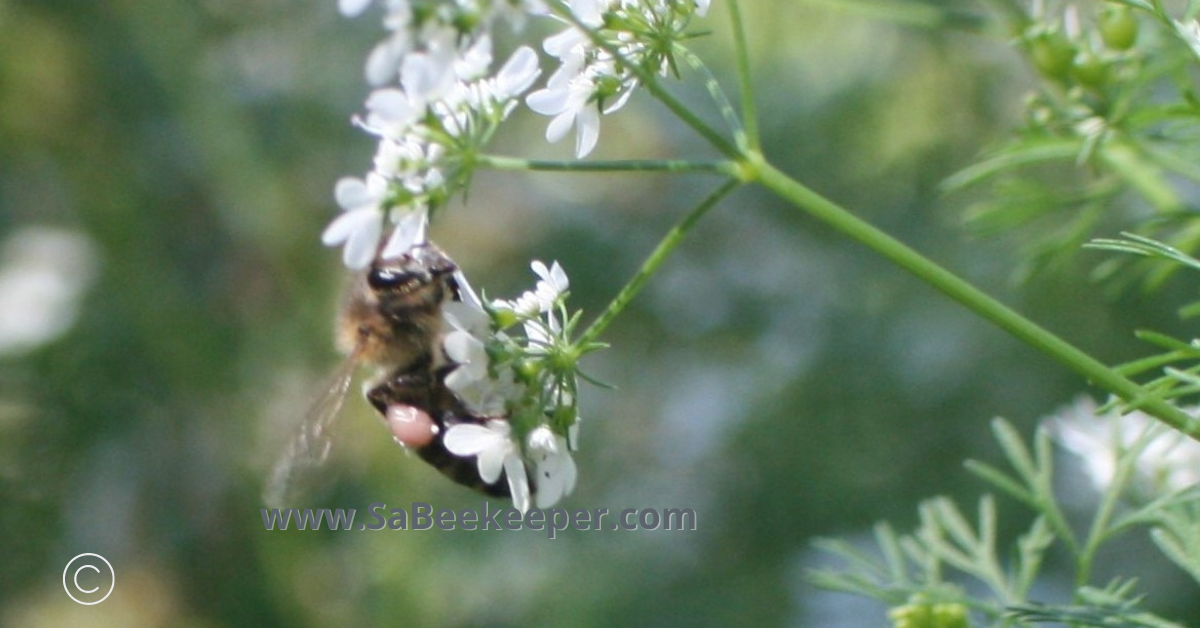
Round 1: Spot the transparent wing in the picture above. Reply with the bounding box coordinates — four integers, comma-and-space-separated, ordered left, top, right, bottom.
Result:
263, 354, 359, 508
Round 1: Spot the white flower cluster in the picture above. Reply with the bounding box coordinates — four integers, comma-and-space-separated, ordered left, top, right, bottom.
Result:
323, 0, 545, 269
322, 0, 711, 268
1044, 396, 1200, 495
528, 0, 710, 158
441, 260, 581, 512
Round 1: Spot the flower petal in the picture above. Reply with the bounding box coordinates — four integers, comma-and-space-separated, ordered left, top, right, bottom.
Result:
545, 110, 575, 143
526, 88, 569, 116
365, 37, 405, 87
477, 443, 507, 484
504, 454, 531, 514
574, 103, 600, 157
343, 213, 383, 269
443, 330, 483, 365
443, 423, 502, 456
334, 177, 370, 210
496, 46, 541, 100
380, 208, 428, 259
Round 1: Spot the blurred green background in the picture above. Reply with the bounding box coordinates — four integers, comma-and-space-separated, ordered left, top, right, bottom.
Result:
3, 0, 1198, 625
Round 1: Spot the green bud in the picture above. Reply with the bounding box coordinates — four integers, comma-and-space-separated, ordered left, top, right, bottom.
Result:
1028, 31, 1075, 80
552, 404, 577, 427
1099, 7, 1138, 51
1070, 51, 1109, 87
889, 599, 970, 628
514, 359, 540, 384
492, 308, 519, 330
930, 603, 969, 628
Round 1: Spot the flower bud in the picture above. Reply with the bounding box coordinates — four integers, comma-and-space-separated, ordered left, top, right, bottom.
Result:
1099, 7, 1138, 51
1070, 51, 1109, 87
889, 599, 970, 628
514, 358, 540, 384
1028, 31, 1075, 81
491, 307, 519, 330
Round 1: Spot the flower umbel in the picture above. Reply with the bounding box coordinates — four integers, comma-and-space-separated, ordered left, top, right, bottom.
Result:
528, 0, 710, 157
438, 259, 597, 509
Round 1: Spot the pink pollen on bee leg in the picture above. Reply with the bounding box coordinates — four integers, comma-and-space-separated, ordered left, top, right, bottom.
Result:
386, 405, 437, 448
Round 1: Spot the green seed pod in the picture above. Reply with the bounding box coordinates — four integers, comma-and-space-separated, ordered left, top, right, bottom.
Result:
1070, 51, 1109, 87
1099, 7, 1138, 51
1028, 31, 1075, 80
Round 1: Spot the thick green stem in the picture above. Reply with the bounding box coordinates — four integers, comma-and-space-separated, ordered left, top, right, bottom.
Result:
577, 179, 740, 346
746, 154, 1200, 440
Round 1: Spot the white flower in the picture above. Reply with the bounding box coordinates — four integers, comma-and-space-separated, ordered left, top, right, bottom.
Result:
694, 0, 710, 17
455, 34, 493, 82
494, 46, 542, 101
569, 0, 605, 27
322, 174, 389, 269
339, 0, 374, 18
527, 427, 577, 508
532, 260, 569, 305
491, 260, 570, 317
364, 88, 422, 139
1045, 396, 1200, 494
398, 25, 459, 102
365, 31, 412, 86
442, 300, 521, 416
444, 420, 531, 513
379, 206, 428, 259
527, 75, 602, 157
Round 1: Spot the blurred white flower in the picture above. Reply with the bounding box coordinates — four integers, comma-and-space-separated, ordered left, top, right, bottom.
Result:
443, 419, 531, 513
379, 207, 428, 259
363, 88, 423, 139
1045, 396, 1200, 495
0, 227, 98, 355
339, 0, 375, 18
322, 174, 388, 269
494, 46, 542, 101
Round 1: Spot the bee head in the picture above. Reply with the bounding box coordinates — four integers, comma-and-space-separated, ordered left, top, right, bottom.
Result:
368, 243, 457, 309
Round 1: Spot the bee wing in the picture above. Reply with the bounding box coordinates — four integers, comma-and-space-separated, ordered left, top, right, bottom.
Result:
263, 354, 359, 508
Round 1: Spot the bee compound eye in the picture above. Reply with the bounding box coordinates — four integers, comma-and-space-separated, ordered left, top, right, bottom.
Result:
368, 267, 424, 292
386, 404, 437, 448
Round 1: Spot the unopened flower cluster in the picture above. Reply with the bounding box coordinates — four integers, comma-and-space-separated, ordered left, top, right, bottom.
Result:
441, 260, 591, 513
322, 0, 711, 270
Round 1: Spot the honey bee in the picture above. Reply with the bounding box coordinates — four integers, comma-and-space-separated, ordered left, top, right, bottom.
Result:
265, 241, 510, 507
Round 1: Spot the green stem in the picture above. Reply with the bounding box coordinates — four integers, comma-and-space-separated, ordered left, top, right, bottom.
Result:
746, 154, 1200, 440
677, 47, 749, 152
577, 179, 740, 346
725, 0, 759, 152
477, 154, 738, 175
